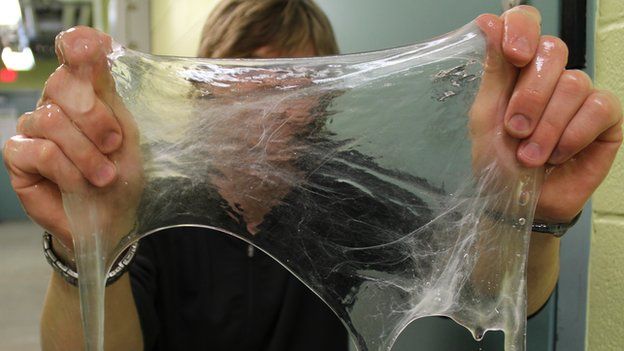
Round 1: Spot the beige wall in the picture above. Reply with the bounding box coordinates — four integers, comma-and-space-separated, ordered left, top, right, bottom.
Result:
588, 0, 624, 350
150, 0, 218, 56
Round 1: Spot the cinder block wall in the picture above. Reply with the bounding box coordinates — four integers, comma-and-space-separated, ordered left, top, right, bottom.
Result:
588, 0, 624, 349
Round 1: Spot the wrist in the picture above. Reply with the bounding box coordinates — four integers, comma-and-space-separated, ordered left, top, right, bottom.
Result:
43, 231, 139, 287
531, 211, 582, 238
49, 235, 76, 270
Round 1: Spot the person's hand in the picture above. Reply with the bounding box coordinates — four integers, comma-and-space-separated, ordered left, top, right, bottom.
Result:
472, 6, 622, 223
2, 26, 143, 257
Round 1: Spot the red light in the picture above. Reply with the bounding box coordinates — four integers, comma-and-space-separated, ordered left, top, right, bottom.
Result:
0, 68, 18, 83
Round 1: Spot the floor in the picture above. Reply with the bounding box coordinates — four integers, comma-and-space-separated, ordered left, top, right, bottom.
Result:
0, 221, 49, 351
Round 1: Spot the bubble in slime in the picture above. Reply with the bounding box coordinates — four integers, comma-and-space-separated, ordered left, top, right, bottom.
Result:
63, 22, 544, 351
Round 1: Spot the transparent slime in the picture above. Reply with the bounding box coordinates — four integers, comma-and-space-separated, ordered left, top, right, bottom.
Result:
64, 22, 543, 351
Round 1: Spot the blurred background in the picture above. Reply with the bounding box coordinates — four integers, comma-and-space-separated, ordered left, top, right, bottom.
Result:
1, 0, 622, 350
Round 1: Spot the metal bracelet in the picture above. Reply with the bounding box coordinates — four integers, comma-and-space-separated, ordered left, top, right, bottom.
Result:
531, 211, 582, 238
484, 209, 582, 238
42, 231, 139, 287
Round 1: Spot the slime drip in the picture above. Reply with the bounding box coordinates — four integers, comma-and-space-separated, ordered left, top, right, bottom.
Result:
65, 22, 543, 351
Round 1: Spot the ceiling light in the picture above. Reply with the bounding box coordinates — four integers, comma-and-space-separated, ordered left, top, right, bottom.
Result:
1, 46, 35, 71
0, 0, 23, 27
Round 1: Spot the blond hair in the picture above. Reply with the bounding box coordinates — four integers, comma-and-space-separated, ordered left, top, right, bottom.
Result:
197, 0, 339, 58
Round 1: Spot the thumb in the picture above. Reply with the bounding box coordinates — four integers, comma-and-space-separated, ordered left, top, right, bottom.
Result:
468, 15, 522, 177
54, 26, 115, 101
470, 14, 518, 135
53, 26, 139, 150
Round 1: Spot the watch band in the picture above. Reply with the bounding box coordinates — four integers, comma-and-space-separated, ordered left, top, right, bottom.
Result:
531, 211, 582, 238
42, 231, 139, 287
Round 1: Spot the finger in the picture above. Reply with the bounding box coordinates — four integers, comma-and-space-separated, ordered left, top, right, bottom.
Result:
504, 36, 569, 138
52, 26, 114, 99
40, 66, 122, 153
474, 14, 513, 85
3, 136, 75, 243
501, 5, 542, 67
549, 90, 623, 164
517, 70, 592, 166
17, 104, 117, 187
471, 14, 517, 133
536, 135, 622, 223
3, 136, 87, 193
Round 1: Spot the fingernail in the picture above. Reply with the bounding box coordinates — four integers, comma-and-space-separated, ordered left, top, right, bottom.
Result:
102, 132, 121, 152
96, 162, 116, 185
509, 114, 530, 134
521, 142, 541, 161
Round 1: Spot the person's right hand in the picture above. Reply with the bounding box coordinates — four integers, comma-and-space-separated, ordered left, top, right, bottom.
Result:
2, 26, 143, 257
470, 6, 622, 224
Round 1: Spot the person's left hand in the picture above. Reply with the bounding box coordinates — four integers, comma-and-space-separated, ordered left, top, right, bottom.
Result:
472, 5, 622, 224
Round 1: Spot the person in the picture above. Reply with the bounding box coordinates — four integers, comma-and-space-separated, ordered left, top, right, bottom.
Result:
2, 1, 622, 350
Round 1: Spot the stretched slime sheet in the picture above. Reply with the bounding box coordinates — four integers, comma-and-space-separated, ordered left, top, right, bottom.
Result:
64, 22, 544, 351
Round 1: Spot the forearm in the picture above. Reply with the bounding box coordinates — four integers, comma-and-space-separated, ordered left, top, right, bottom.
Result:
41, 272, 143, 351
526, 232, 560, 316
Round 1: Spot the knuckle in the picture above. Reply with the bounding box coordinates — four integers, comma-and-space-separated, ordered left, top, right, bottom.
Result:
558, 130, 582, 155
2, 139, 14, 163
3, 135, 22, 155
38, 104, 67, 133
541, 36, 568, 58
588, 91, 618, 122
515, 87, 548, 113
38, 140, 61, 165
601, 90, 622, 122
536, 117, 561, 136
558, 70, 591, 95
73, 144, 97, 168
16, 112, 32, 133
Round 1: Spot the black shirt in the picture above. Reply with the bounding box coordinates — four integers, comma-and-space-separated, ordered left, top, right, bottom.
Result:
130, 227, 349, 351
129, 146, 436, 351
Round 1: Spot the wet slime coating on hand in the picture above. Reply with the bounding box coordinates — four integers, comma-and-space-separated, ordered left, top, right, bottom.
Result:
64, 22, 543, 351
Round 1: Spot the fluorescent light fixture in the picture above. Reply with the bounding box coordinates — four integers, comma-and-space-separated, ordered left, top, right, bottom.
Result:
1, 46, 35, 71
0, 0, 22, 26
